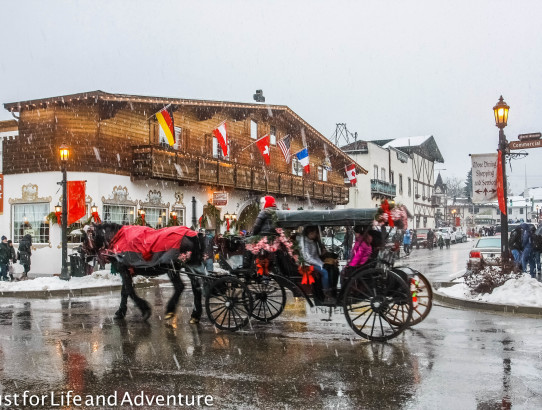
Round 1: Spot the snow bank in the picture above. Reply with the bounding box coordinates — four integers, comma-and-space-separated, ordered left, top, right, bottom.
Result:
438, 274, 542, 307
0, 270, 149, 293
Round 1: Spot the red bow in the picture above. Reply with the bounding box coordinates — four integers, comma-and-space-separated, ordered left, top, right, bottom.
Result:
256, 258, 269, 276
382, 200, 394, 227
55, 211, 62, 225
92, 211, 101, 223
298, 265, 315, 285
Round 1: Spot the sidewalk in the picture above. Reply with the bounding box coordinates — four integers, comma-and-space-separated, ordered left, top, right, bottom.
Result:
0, 270, 154, 298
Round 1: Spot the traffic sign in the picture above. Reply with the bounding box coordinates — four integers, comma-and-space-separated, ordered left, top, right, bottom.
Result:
518, 132, 541, 141
509, 139, 542, 150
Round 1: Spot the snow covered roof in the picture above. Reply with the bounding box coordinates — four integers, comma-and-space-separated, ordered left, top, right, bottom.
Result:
382, 135, 432, 148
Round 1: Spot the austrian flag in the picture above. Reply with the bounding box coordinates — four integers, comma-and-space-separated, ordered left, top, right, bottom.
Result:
295, 148, 310, 174
345, 164, 357, 185
212, 121, 228, 157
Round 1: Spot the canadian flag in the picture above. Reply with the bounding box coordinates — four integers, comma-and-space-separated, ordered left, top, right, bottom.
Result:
256, 134, 271, 165
345, 164, 357, 185
212, 121, 228, 157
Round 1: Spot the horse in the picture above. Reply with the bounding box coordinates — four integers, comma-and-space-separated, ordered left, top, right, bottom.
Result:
81, 223, 206, 322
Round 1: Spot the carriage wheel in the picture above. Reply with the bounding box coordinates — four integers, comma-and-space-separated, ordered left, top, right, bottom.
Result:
206, 276, 253, 331
247, 275, 286, 322
408, 272, 433, 326
343, 269, 412, 342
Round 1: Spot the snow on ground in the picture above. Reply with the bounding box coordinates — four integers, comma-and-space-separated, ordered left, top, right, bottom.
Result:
0, 270, 149, 292
438, 274, 542, 307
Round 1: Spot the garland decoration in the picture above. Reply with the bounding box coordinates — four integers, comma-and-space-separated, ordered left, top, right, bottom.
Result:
374, 200, 409, 229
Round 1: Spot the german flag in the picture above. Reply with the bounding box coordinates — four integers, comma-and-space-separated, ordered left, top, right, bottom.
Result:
156, 106, 175, 146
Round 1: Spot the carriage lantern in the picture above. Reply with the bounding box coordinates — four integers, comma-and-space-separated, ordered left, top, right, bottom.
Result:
55, 203, 62, 213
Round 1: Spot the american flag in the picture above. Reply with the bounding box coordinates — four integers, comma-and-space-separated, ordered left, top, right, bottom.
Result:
277, 135, 291, 164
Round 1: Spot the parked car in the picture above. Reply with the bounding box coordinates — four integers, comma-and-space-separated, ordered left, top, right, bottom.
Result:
495, 223, 537, 236
414, 228, 431, 249
466, 236, 501, 272
454, 227, 467, 243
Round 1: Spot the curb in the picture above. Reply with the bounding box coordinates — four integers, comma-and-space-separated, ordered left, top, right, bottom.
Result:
432, 281, 542, 316
0, 281, 155, 299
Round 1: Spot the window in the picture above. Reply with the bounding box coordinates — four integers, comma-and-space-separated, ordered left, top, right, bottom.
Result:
250, 120, 258, 140
474, 207, 479, 214
318, 166, 328, 181
103, 204, 135, 225
390, 171, 395, 185
422, 185, 425, 197
143, 207, 168, 228
12, 203, 49, 243
212, 137, 230, 160
399, 174, 403, 194
159, 125, 182, 150
408, 178, 412, 197
172, 207, 186, 226
381, 168, 386, 182
292, 157, 304, 176
373, 165, 378, 180
415, 183, 419, 196
520, 208, 524, 215
270, 126, 277, 145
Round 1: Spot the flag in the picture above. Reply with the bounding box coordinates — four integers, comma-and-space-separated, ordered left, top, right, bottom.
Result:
345, 164, 357, 185
67, 181, 86, 225
212, 121, 228, 157
277, 135, 291, 164
256, 134, 271, 165
496, 150, 506, 215
295, 148, 310, 174
156, 106, 175, 146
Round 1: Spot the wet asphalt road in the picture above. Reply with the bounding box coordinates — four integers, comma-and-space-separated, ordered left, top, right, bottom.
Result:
0, 241, 541, 409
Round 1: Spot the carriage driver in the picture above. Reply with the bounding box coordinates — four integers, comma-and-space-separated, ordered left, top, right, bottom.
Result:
251, 195, 278, 235
298, 226, 336, 306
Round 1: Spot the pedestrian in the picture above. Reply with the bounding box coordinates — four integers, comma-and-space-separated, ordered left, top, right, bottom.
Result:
412, 230, 418, 249
18, 234, 32, 280
251, 195, 277, 236
426, 229, 434, 250
0, 236, 10, 281
7, 240, 17, 281
403, 228, 412, 255
520, 223, 535, 277
509, 225, 523, 269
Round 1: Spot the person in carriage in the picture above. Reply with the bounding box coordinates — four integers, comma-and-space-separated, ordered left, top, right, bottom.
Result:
298, 225, 336, 305
252, 195, 278, 235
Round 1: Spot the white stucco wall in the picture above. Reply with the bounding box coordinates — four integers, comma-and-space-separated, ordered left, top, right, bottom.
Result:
0, 171, 318, 275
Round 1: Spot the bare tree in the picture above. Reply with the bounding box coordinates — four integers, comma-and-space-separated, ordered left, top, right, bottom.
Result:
445, 177, 465, 199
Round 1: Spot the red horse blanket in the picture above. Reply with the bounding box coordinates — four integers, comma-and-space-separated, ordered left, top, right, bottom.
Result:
110, 225, 198, 262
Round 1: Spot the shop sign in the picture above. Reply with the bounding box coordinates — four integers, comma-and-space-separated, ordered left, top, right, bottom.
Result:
212, 192, 228, 206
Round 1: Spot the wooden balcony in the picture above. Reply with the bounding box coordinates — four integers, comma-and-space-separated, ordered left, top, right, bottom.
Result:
131, 145, 349, 205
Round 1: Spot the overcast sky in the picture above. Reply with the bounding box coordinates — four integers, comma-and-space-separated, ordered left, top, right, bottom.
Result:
2, 0, 541, 192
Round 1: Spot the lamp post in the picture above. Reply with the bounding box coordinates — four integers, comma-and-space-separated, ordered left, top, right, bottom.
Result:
59, 144, 70, 280
493, 96, 510, 264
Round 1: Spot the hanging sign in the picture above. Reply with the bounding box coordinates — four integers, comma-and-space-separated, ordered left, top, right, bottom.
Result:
471, 153, 498, 203
212, 192, 228, 206
517, 132, 541, 141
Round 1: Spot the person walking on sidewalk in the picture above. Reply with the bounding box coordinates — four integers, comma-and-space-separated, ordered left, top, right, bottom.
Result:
0, 236, 10, 281
18, 234, 32, 280
7, 240, 17, 281
403, 228, 412, 255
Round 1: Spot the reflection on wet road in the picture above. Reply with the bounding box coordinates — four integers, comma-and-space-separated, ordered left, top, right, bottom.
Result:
0, 245, 540, 409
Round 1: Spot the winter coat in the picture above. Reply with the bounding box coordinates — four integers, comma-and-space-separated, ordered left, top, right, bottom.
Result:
9, 246, 16, 263
252, 207, 277, 236
403, 230, 411, 245
0, 243, 10, 265
349, 239, 372, 267
18, 234, 32, 266
521, 223, 532, 251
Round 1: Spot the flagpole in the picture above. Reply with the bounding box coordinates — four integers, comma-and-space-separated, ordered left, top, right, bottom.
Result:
241, 134, 268, 152
146, 103, 172, 120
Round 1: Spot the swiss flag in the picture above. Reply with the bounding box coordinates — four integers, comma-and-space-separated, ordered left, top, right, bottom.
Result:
256, 134, 271, 165
212, 121, 228, 157
345, 164, 357, 185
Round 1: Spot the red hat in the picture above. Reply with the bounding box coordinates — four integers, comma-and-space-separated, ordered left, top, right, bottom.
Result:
263, 195, 276, 209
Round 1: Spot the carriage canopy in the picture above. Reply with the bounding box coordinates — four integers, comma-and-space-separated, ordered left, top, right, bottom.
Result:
275, 209, 376, 228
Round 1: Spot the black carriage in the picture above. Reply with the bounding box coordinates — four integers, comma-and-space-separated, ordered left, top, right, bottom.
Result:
212, 209, 432, 341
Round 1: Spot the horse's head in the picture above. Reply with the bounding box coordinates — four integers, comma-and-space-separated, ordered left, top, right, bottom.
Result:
81, 222, 123, 255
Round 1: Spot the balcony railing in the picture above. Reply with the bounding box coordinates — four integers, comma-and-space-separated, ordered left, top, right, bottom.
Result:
132, 145, 349, 204
370, 179, 396, 198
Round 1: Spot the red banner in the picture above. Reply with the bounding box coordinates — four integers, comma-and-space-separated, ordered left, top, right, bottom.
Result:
496, 151, 506, 215
68, 181, 86, 225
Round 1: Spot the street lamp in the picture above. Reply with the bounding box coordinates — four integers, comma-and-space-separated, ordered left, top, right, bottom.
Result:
59, 144, 70, 280
493, 96, 510, 264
